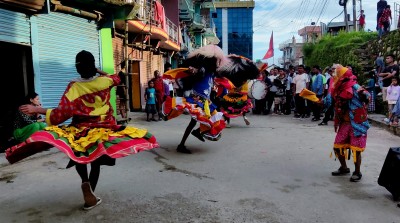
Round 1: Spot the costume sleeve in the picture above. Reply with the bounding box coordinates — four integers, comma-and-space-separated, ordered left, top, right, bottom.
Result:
108, 73, 121, 87
45, 83, 75, 126
355, 85, 371, 104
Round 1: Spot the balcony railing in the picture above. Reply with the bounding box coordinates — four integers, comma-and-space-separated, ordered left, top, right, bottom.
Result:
278, 38, 302, 50
166, 17, 179, 43
179, 0, 194, 13
193, 14, 206, 26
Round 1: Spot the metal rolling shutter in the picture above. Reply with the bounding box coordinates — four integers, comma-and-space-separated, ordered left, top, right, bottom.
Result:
36, 12, 100, 108
0, 8, 30, 44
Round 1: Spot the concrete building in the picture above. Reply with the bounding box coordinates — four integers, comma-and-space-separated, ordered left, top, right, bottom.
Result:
278, 37, 303, 69
179, 0, 219, 59
321, 21, 357, 36
212, 0, 254, 60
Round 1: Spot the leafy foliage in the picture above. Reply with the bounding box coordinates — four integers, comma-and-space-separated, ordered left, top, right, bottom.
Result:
303, 31, 377, 78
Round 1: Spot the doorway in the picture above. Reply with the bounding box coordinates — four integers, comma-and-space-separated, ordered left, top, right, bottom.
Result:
129, 60, 142, 111
0, 41, 34, 150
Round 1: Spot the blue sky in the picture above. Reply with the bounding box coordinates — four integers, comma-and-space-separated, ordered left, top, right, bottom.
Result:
252, 0, 390, 66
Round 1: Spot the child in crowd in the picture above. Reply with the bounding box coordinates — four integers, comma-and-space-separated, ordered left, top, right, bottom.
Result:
390, 91, 400, 126
145, 81, 158, 122
387, 77, 400, 125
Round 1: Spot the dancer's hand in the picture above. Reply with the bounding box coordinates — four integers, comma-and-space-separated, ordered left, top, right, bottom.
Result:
20, 104, 37, 115
20, 104, 47, 115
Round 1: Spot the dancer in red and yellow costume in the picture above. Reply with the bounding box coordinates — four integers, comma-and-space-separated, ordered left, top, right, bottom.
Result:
6, 50, 158, 210
301, 64, 370, 182
329, 65, 370, 182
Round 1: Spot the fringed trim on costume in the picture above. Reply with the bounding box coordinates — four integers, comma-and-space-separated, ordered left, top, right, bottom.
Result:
332, 144, 365, 163
220, 101, 253, 118
44, 125, 147, 153
222, 94, 247, 103
162, 96, 225, 140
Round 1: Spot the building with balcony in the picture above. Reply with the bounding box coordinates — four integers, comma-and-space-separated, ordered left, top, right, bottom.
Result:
320, 21, 357, 36
112, 0, 182, 110
178, 0, 219, 58
212, 0, 254, 60
278, 36, 303, 69
298, 25, 322, 43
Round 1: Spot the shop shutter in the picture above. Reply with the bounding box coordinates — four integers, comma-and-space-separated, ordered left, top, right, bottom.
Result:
0, 8, 30, 44
36, 12, 100, 108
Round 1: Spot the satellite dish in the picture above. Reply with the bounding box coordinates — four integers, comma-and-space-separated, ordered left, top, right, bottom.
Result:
311, 22, 316, 25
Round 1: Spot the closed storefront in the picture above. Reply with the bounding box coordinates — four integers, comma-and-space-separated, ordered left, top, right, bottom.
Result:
0, 8, 34, 148
35, 12, 100, 108
0, 8, 30, 44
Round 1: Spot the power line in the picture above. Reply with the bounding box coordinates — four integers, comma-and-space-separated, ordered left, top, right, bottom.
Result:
305, 0, 319, 26
253, 1, 290, 28
290, 0, 314, 35
289, 0, 307, 34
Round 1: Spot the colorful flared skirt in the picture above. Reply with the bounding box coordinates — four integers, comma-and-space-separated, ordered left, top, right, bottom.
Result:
333, 122, 367, 162
162, 96, 225, 141
5, 125, 159, 164
219, 92, 253, 118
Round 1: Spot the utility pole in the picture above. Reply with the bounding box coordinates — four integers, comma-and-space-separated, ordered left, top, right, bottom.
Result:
344, 3, 349, 32
339, 0, 349, 31
353, 0, 357, 31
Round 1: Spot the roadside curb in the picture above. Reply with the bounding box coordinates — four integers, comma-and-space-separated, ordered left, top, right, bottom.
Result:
368, 114, 400, 137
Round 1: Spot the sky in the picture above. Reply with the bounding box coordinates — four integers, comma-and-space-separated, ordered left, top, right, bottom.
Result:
252, 0, 395, 66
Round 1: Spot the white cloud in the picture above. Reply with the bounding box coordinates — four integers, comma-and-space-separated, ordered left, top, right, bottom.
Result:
252, 0, 392, 65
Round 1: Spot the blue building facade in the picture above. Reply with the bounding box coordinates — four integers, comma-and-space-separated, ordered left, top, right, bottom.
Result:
213, 5, 253, 60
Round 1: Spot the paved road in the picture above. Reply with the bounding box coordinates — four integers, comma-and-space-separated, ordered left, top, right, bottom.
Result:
0, 113, 400, 223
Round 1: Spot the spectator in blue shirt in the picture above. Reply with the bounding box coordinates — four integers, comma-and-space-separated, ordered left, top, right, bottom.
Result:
311, 65, 324, 121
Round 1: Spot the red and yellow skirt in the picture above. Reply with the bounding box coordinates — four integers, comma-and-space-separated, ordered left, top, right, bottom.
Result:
162, 96, 225, 141
5, 125, 159, 165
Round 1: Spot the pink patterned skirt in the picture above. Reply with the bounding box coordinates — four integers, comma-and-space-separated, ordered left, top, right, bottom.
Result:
333, 122, 367, 162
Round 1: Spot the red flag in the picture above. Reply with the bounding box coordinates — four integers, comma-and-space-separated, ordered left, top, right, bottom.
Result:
262, 32, 274, 60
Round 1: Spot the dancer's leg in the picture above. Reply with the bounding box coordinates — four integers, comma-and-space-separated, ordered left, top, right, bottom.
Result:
76, 163, 97, 207
75, 163, 89, 183
89, 163, 101, 192
179, 118, 197, 146
177, 119, 197, 153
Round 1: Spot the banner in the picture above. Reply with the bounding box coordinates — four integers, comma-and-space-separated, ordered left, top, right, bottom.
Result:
262, 31, 274, 60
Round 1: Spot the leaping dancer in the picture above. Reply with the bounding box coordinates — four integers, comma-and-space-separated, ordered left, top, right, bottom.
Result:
162, 45, 259, 154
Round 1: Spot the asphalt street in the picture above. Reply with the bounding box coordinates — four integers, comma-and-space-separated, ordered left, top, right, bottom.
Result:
0, 112, 399, 223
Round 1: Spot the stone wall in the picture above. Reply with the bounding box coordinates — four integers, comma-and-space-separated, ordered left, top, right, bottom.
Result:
355, 30, 400, 74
